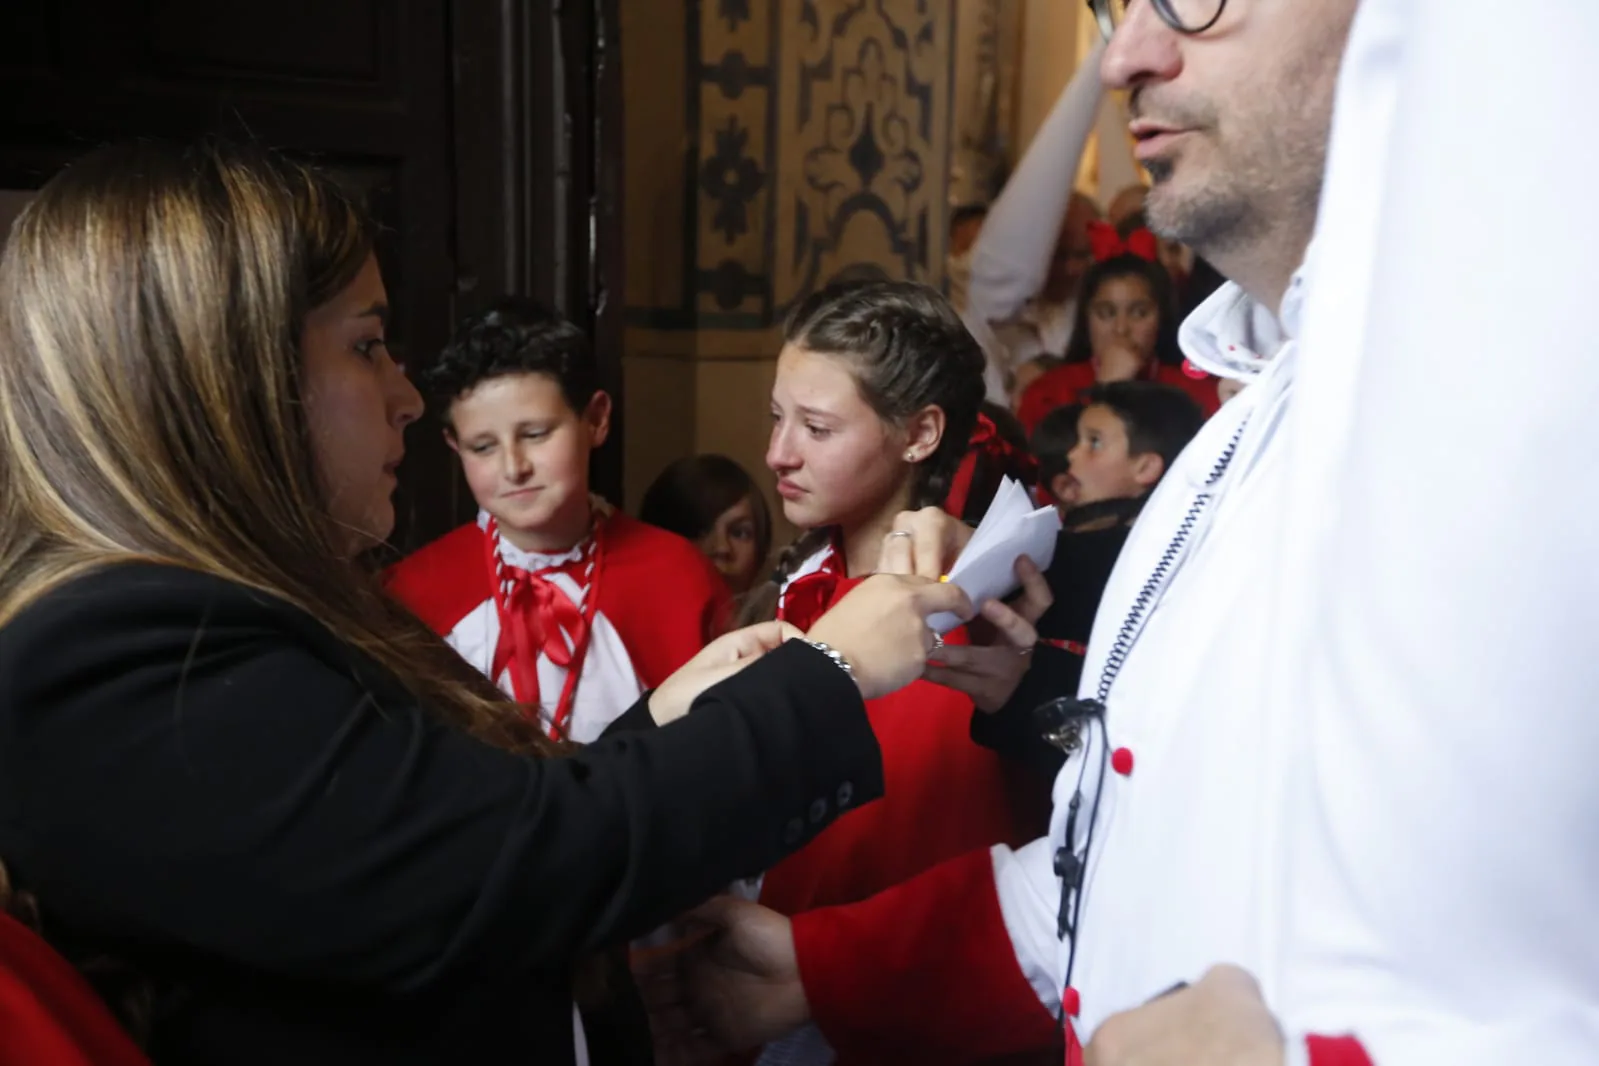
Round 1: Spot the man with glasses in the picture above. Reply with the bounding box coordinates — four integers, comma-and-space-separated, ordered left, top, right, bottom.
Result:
670, 0, 1377, 1062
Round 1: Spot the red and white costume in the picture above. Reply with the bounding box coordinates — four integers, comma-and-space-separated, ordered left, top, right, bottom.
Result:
386, 508, 730, 742
753, 538, 1050, 1066
762, 539, 1047, 917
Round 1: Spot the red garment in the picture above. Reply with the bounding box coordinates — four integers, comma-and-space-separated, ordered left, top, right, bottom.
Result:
763, 563, 1049, 928
387, 511, 730, 695
1017, 360, 1221, 434
793, 848, 1060, 1065
944, 414, 1040, 520
793, 854, 1375, 1066
1307, 1036, 1375, 1065
0, 913, 150, 1066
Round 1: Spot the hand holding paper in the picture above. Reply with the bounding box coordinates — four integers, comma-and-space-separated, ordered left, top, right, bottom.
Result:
926, 477, 1061, 634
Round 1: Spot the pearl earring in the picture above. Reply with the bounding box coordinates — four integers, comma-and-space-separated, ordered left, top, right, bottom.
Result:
905, 451, 918, 461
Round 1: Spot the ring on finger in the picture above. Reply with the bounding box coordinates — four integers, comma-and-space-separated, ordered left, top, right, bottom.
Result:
886, 529, 914, 540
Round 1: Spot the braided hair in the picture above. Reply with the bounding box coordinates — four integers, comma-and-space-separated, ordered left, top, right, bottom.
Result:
741, 278, 986, 624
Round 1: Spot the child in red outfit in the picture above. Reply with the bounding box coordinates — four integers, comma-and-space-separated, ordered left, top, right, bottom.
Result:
745, 279, 1048, 919
1017, 247, 1219, 432
386, 299, 728, 743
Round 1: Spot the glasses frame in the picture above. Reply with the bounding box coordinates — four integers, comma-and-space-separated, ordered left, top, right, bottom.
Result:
1087, 0, 1228, 40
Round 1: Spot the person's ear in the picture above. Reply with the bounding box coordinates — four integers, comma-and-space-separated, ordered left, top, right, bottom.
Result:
1131, 451, 1165, 490
585, 391, 613, 448
443, 427, 460, 455
901, 404, 947, 463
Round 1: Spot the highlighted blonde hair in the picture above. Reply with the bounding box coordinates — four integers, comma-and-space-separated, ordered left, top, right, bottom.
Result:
0, 139, 556, 758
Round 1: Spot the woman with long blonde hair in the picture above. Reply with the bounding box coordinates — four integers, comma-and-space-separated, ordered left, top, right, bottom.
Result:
0, 139, 969, 1065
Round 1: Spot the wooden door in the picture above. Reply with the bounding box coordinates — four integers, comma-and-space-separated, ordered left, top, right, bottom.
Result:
0, 0, 624, 550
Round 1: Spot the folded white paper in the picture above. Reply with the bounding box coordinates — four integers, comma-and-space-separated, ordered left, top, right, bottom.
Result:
926, 476, 1062, 634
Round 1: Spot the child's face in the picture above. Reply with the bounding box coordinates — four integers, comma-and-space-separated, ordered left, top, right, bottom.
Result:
446, 372, 609, 549
766, 344, 919, 533
697, 494, 762, 594
1065, 404, 1160, 506
1086, 275, 1160, 364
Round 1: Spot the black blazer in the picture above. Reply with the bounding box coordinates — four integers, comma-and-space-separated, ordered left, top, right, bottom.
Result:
0, 564, 883, 1065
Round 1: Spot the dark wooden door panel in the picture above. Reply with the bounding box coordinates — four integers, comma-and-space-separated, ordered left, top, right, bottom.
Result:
0, 0, 623, 550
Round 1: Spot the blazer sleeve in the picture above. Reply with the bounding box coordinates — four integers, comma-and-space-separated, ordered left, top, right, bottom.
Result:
2, 568, 881, 997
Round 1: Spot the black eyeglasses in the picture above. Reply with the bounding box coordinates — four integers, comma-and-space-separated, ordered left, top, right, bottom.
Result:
1087, 0, 1228, 40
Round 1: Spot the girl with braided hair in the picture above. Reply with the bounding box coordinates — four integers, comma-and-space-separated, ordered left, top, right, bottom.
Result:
743, 279, 1049, 929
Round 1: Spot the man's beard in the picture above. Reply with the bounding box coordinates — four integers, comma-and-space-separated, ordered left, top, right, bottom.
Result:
1144, 165, 1262, 260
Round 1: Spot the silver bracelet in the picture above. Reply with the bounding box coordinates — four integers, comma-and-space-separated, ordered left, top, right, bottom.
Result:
801, 639, 855, 683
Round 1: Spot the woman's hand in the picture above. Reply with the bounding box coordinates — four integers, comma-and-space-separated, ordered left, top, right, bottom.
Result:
807, 575, 973, 700
924, 556, 1053, 712
648, 621, 804, 725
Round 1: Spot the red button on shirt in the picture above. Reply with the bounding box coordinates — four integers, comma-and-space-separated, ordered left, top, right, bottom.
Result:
1062, 986, 1081, 1017
1111, 747, 1135, 776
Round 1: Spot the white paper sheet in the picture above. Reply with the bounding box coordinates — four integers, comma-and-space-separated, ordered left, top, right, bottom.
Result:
926, 477, 1062, 634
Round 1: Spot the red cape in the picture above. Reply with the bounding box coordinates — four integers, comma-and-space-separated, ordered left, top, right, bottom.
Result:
385, 511, 731, 689
763, 572, 1050, 929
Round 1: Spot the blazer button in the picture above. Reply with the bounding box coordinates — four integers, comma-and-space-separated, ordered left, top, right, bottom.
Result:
782, 817, 805, 845
835, 781, 854, 808
808, 797, 829, 824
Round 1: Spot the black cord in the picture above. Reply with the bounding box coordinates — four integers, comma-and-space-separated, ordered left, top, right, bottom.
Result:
1031, 416, 1252, 1011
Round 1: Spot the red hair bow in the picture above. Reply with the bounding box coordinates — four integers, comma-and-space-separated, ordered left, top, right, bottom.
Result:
1087, 220, 1159, 263
945, 414, 1040, 519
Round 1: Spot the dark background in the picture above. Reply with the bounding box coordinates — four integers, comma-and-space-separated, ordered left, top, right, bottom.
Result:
0, 0, 625, 551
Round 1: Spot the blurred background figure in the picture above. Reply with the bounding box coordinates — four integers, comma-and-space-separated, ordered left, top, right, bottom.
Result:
640, 454, 773, 597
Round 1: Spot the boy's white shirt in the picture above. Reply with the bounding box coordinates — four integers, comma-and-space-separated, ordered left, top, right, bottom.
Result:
989, 0, 1599, 1060
442, 511, 644, 744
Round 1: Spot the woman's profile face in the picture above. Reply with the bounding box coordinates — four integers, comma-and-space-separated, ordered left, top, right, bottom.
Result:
765, 344, 911, 533
300, 254, 423, 555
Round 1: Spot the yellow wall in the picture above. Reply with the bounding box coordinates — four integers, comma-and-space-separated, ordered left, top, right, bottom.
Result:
1011, 0, 1139, 204
619, 0, 959, 549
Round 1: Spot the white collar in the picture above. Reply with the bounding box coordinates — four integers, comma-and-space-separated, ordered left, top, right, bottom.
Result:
779, 539, 836, 592
1177, 258, 1310, 381
477, 510, 589, 572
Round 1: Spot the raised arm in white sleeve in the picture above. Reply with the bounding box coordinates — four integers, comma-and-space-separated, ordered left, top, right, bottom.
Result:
1275, 1, 1599, 1062
965, 41, 1106, 328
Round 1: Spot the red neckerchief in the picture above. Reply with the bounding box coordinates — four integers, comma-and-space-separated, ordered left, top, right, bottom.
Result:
484, 514, 607, 739
776, 536, 847, 632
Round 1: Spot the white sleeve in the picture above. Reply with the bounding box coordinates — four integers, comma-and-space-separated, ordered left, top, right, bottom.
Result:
1276, 0, 1599, 1062
964, 41, 1106, 326
991, 838, 1065, 1012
